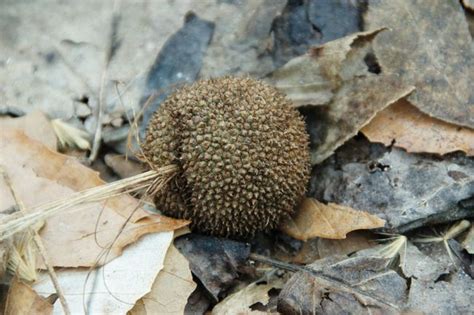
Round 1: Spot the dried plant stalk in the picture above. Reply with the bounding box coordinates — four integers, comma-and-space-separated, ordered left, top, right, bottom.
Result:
0, 165, 178, 242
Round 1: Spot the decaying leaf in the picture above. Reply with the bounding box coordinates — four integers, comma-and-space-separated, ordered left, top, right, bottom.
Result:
0, 111, 57, 150
271, 0, 361, 67
184, 285, 213, 315
5, 277, 55, 315
280, 198, 385, 241
200, 0, 286, 78
407, 271, 474, 314
408, 242, 444, 279
357, 240, 448, 282
212, 277, 284, 315
174, 234, 251, 301
33, 232, 173, 314
413, 241, 465, 278
307, 76, 413, 165
130, 243, 196, 315
362, 99, 474, 156
0, 130, 187, 267
311, 137, 474, 233
365, 0, 474, 129
268, 29, 414, 164
292, 231, 374, 264
268, 29, 385, 107
278, 256, 406, 314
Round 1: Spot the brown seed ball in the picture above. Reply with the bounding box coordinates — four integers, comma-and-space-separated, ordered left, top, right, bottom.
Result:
142, 77, 310, 238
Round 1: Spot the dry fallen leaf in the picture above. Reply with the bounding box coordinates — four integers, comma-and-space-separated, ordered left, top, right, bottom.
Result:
0, 111, 57, 150
278, 256, 406, 314
33, 232, 173, 314
5, 277, 55, 315
200, 0, 286, 78
268, 29, 414, 164
212, 278, 284, 315
268, 29, 385, 107
362, 99, 474, 156
0, 130, 188, 267
130, 243, 197, 315
306, 76, 413, 165
365, 0, 474, 129
174, 234, 251, 301
280, 198, 385, 241
292, 231, 374, 264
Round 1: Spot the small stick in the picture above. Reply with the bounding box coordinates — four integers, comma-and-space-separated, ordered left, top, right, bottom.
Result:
88, 69, 107, 163
1, 169, 71, 315
88, 0, 122, 163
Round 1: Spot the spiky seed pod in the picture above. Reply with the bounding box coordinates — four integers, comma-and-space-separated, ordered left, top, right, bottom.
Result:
142, 77, 310, 238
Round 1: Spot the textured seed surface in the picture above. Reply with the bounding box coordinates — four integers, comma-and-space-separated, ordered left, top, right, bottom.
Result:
142, 77, 310, 238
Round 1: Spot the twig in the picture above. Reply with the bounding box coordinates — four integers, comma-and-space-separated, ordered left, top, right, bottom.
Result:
249, 253, 400, 311
88, 0, 122, 163
1, 168, 71, 315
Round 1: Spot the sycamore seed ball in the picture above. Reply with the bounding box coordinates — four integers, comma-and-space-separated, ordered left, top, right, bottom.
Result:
142, 77, 310, 238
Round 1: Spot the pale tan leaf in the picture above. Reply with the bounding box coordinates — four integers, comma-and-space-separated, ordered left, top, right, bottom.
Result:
0, 130, 188, 267
33, 232, 173, 314
0, 111, 57, 150
212, 278, 284, 315
280, 198, 385, 241
130, 244, 196, 315
5, 277, 54, 315
362, 99, 474, 156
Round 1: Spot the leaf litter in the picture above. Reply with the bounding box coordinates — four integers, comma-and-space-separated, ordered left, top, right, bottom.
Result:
5, 277, 55, 315
0, 129, 187, 268
33, 232, 174, 314
0, 119, 186, 312
1, 0, 474, 313
277, 256, 406, 314
129, 241, 197, 315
